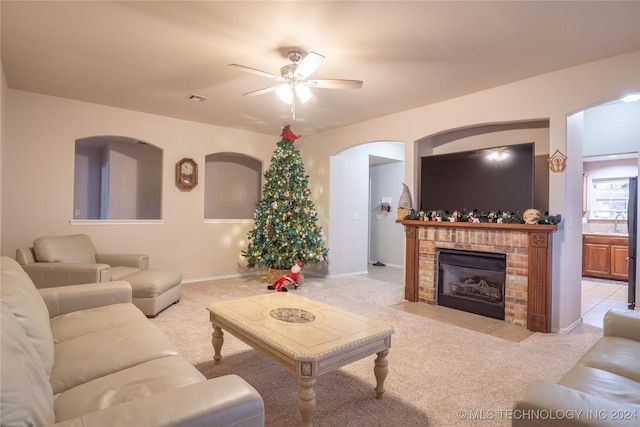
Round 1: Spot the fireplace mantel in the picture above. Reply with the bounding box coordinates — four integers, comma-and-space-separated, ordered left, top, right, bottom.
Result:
397, 220, 558, 233
397, 220, 558, 332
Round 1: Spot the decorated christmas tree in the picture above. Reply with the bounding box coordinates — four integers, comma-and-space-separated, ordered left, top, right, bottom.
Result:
242, 125, 328, 272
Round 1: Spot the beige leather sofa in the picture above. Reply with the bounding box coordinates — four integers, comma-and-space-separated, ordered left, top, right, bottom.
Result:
16, 234, 182, 316
1, 256, 264, 427
513, 308, 640, 426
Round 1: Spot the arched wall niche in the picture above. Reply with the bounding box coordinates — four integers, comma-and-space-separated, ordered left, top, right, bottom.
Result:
204, 152, 262, 220
415, 119, 551, 213
74, 135, 162, 220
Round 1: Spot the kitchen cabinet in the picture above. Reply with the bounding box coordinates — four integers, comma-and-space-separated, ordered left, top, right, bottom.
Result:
582, 234, 629, 281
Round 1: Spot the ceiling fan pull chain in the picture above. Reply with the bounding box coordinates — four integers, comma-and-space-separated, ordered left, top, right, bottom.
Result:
292, 95, 297, 120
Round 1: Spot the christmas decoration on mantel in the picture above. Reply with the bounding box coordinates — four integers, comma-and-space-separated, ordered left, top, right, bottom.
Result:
404, 208, 561, 225
397, 183, 414, 220
241, 125, 328, 281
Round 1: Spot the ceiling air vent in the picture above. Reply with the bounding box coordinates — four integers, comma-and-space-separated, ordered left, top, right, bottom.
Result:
186, 94, 208, 102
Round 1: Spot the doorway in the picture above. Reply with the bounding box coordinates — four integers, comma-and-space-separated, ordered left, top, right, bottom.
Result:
576, 97, 639, 325
328, 141, 404, 277
368, 156, 404, 268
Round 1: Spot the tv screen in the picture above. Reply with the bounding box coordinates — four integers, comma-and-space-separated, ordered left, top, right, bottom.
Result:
420, 142, 535, 213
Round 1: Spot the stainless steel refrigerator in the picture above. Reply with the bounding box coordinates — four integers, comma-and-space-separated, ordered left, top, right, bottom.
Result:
628, 177, 637, 310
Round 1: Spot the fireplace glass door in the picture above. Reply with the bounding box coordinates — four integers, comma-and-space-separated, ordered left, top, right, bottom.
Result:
437, 249, 506, 320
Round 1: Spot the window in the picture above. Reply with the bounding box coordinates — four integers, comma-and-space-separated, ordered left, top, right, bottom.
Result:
204, 153, 261, 220
74, 136, 162, 220
589, 178, 629, 219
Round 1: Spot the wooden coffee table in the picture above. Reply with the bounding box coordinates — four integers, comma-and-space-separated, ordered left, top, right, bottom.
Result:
207, 292, 394, 427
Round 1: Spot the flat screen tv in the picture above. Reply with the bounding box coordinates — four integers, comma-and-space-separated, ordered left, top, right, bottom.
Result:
420, 142, 535, 213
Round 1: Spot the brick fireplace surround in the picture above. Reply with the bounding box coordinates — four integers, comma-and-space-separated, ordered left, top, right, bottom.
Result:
398, 220, 558, 332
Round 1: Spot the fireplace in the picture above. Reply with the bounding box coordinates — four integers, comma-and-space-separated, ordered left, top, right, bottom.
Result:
398, 220, 557, 332
437, 249, 506, 320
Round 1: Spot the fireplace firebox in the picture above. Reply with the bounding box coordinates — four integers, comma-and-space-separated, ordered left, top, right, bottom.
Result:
437, 248, 506, 320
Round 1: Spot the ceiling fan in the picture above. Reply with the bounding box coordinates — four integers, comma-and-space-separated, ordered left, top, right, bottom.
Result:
229, 50, 363, 119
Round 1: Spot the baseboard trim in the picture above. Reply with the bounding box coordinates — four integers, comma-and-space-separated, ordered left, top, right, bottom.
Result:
552, 317, 584, 334
182, 271, 262, 283
369, 261, 403, 268
327, 270, 369, 279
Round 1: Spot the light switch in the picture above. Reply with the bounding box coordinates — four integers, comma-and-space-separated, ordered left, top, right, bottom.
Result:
352, 213, 358, 220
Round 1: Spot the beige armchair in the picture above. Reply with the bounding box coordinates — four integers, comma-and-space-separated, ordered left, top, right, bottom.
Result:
16, 234, 149, 288
16, 234, 183, 317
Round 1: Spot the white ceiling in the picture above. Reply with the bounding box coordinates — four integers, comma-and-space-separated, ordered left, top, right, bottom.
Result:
2, 1, 639, 137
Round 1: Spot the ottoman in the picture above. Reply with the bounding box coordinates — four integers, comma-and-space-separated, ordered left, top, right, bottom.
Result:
125, 269, 182, 317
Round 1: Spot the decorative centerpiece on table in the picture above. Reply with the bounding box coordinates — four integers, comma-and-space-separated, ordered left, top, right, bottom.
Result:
241, 125, 328, 284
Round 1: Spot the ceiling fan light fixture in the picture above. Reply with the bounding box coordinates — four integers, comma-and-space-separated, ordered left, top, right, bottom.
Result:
231, 49, 362, 118
296, 83, 312, 104
276, 84, 293, 104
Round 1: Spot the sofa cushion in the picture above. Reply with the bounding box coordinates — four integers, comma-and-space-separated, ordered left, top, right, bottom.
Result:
1, 305, 55, 427
33, 234, 97, 263
0, 257, 55, 376
558, 365, 640, 406
50, 303, 146, 343
50, 321, 180, 394
54, 356, 205, 422
575, 336, 640, 382
109, 265, 141, 281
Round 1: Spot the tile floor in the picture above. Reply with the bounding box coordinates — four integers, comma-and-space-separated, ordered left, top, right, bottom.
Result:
365, 264, 631, 336
581, 277, 630, 327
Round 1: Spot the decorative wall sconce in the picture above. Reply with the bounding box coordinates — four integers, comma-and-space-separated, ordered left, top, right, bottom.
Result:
547, 149, 568, 173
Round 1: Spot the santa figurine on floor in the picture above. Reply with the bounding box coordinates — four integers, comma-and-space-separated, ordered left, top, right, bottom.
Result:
268, 261, 303, 292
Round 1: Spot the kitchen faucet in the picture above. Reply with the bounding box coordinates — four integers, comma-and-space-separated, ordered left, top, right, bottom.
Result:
613, 212, 626, 234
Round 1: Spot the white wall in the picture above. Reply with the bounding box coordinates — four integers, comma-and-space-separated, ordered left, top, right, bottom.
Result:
584, 101, 640, 156
584, 159, 638, 181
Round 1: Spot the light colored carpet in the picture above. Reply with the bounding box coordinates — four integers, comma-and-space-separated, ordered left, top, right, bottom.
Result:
150, 274, 603, 426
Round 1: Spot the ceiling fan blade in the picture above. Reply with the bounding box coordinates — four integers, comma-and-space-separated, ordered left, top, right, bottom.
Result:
229, 64, 284, 81
294, 51, 325, 80
242, 86, 278, 97
306, 79, 363, 89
